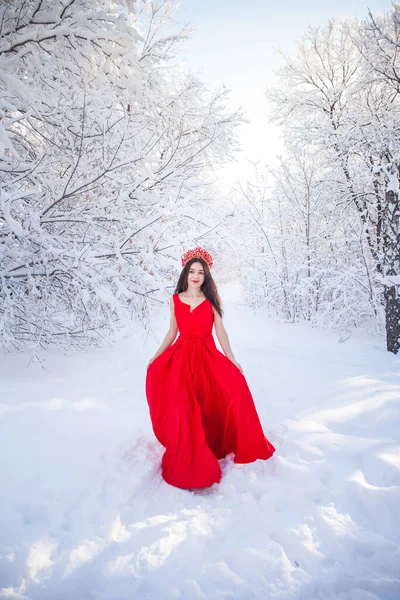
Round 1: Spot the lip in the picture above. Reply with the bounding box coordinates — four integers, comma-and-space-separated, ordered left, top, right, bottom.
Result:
191, 280, 200, 283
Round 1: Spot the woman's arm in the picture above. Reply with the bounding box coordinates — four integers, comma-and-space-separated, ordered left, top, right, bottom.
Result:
213, 309, 243, 373
147, 298, 178, 368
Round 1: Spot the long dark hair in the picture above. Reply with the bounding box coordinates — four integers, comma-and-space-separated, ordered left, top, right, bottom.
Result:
174, 258, 223, 317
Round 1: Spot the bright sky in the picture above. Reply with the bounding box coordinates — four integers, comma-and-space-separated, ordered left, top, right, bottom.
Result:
175, 0, 391, 187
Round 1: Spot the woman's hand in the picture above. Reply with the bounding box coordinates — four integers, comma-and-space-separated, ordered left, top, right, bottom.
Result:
232, 359, 243, 374
147, 356, 156, 369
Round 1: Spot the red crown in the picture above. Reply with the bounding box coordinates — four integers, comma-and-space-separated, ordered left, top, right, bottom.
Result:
181, 247, 213, 269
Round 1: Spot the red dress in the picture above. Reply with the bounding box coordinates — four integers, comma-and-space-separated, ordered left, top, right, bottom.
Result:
145, 294, 275, 489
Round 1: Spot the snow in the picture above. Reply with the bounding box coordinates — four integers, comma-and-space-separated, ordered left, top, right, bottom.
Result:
0, 283, 399, 600
143, 161, 156, 181
381, 275, 400, 286
0, 190, 25, 238
385, 171, 399, 195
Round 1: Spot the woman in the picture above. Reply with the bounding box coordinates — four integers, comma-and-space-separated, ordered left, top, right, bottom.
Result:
146, 247, 275, 489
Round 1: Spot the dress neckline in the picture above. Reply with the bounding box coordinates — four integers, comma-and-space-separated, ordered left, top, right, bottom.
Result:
177, 294, 208, 313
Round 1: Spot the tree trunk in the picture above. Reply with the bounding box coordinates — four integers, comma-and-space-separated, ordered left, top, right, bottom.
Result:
384, 184, 400, 354
385, 285, 400, 354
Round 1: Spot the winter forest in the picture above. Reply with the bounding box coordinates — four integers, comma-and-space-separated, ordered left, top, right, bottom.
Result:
1, 0, 399, 354
1, 1, 400, 599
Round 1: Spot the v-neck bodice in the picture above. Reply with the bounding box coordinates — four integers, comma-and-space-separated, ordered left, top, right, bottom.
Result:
177, 294, 207, 313
173, 293, 214, 338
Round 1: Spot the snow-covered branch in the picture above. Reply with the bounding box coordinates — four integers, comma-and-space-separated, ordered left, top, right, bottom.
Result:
0, 0, 242, 350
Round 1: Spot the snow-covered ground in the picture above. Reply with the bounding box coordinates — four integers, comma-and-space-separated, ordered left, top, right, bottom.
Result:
1, 284, 400, 600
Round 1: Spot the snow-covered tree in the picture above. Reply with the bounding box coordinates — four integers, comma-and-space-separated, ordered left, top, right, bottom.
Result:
355, 6, 400, 352
230, 151, 381, 338
262, 12, 400, 352
0, 0, 241, 350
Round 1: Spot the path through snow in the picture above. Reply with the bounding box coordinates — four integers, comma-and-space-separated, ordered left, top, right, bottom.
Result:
1, 286, 399, 599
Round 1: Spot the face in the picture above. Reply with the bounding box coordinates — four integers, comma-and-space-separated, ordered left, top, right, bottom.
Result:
187, 261, 205, 290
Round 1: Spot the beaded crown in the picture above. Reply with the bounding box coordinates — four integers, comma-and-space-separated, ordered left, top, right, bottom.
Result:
181, 247, 213, 269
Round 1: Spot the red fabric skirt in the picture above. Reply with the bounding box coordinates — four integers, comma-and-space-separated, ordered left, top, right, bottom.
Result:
145, 295, 275, 489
